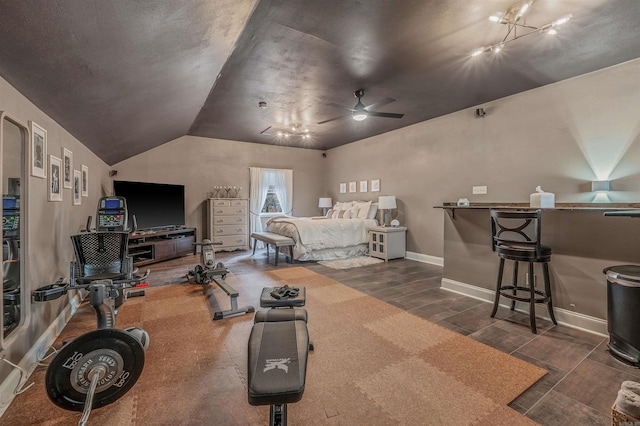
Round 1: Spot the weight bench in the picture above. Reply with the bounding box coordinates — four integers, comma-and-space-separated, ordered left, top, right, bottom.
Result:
248, 286, 312, 426
251, 232, 295, 266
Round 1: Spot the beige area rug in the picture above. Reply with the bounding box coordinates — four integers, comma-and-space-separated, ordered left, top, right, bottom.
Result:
3, 267, 546, 425
317, 256, 384, 269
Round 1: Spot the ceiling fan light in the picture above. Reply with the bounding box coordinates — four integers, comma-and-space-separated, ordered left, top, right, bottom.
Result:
353, 111, 368, 121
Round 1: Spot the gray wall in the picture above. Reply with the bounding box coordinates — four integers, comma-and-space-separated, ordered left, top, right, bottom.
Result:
0, 52, 638, 399
324, 58, 640, 259
112, 135, 326, 240
0, 75, 111, 385
443, 209, 640, 320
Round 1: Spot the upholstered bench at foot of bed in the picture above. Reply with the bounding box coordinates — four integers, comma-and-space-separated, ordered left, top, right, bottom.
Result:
251, 232, 295, 266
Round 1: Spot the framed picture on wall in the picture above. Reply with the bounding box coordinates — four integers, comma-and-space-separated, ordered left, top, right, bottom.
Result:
339, 182, 347, 194
371, 179, 380, 192
349, 181, 356, 193
62, 148, 73, 189
359, 180, 368, 192
81, 164, 89, 197
30, 121, 47, 178
48, 155, 62, 202
73, 170, 82, 205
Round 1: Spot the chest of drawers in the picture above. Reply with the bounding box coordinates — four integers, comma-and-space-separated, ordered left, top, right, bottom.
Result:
208, 198, 249, 251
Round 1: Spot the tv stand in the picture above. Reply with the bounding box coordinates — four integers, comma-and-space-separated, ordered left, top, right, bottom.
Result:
128, 228, 196, 266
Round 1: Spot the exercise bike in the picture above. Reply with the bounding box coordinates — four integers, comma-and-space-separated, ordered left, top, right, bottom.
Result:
186, 239, 254, 320
3, 194, 20, 335
33, 196, 150, 426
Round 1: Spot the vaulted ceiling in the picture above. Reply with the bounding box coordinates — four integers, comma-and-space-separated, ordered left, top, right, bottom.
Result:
1, 0, 639, 165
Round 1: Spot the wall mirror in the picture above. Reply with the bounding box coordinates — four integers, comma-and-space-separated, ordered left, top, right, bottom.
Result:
1, 112, 28, 345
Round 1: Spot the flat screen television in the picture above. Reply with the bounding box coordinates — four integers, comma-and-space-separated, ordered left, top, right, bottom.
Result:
113, 180, 185, 231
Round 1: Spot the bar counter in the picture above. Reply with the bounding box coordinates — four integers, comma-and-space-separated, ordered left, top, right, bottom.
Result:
435, 202, 640, 334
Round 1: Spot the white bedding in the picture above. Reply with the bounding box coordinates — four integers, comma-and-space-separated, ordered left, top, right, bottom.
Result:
265, 216, 378, 261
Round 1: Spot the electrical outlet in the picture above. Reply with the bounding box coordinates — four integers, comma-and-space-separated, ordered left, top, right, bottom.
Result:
472, 185, 487, 195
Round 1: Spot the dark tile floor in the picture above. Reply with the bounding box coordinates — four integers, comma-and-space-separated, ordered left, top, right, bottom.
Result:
149, 250, 639, 425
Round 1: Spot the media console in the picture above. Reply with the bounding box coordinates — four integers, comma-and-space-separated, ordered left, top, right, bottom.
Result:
127, 227, 196, 266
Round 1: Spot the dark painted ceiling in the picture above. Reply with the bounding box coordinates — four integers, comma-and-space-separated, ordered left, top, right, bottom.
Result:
0, 0, 639, 165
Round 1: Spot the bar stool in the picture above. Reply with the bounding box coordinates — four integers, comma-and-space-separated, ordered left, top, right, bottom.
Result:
490, 210, 557, 333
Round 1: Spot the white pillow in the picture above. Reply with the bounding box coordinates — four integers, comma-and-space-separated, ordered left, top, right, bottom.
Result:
354, 201, 372, 219
334, 202, 345, 211
367, 203, 378, 220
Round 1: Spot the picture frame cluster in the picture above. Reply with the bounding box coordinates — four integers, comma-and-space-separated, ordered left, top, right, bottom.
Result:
30, 121, 89, 205
339, 179, 380, 194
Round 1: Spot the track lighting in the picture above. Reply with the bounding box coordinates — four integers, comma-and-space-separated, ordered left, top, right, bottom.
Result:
472, 2, 572, 57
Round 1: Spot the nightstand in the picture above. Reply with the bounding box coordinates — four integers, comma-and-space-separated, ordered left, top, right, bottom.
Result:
368, 226, 407, 261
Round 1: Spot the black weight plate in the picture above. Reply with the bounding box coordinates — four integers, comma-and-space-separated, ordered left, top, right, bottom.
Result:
45, 329, 145, 411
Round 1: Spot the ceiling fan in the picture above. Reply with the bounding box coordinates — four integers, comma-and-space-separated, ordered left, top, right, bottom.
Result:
317, 89, 404, 124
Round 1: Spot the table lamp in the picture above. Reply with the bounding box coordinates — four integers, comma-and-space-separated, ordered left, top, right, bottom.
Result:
319, 197, 332, 216
378, 195, 397, 226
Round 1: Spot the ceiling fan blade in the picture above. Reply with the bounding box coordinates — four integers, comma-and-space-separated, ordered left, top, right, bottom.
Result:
317, 114, 350, 124
326, 102, 355, 113
365, 97, 396, 111
367, 111, 405, 119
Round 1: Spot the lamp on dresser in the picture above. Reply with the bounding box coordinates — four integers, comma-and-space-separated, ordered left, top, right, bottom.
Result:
378, 195, 397, 226
319, 197, 333, 216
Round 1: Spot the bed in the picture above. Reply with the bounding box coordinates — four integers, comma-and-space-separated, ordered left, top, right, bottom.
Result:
264, 200, 379, 261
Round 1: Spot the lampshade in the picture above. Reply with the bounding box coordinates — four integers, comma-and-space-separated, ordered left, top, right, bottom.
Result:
378, 195, 397, 210
319, 197, 333, 208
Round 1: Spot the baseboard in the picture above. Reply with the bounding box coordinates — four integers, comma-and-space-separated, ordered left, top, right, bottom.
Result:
405, 251, 444, 267
0, 293, 82, 416
441, 278, 607, 336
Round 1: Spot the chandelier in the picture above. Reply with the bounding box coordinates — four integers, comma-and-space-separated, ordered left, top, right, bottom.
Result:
471, 1, 572, 57
260, 124, 311, 140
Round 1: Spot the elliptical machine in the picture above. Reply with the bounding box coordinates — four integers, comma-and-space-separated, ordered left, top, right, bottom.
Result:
33, 196, 150, 426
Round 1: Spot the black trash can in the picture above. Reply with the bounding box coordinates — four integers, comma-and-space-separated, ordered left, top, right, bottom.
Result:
604, 265, 640, 367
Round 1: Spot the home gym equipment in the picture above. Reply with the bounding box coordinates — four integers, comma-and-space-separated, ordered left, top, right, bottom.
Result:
95, 196, 129, 231
2, 195, 20, 334
248, 286, 312, 426
187, 239, 254, 320
32, 196, 150, 425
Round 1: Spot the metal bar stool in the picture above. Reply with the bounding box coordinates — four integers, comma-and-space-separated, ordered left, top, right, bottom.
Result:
490, 209, 557, 333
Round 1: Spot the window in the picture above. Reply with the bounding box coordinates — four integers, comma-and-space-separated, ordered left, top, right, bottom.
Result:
261, 184, 282, 213
249, 167, 292, 242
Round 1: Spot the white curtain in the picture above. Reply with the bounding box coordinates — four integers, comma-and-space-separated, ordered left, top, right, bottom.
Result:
273, 169, 293, 215
249, 167, 293, 249
249, 167, 271, 248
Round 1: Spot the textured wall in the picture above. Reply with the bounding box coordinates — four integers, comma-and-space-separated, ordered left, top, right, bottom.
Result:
112, 135, 326, 240
324, 58, 640, 259
0, 75, 111, 385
